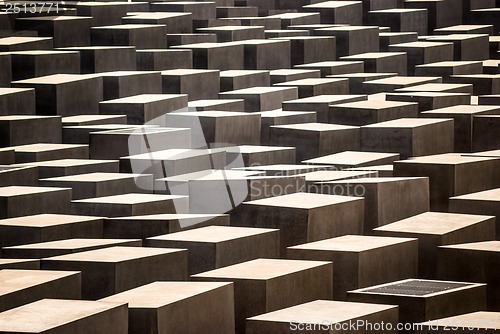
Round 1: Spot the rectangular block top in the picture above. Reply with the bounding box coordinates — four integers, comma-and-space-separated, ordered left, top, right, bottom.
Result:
61, 114, 127, 125
0, 299, 126, 333
450, 188, 500, 202
3, 238, 141, 251
332, 100, 415, 110
100, 281, 231, 308
9, 143, 87, 153
220, 70, 269, 77
396, 153, 498, 165
13, 74, 99, 85
361, 117, 453, 128
299, 170, 378, 182
161, 69, 219, 76
435, 24, 491, 31
396, 83, 472, 92
303, 151, 399, 165
0, 87, 34, 95
289, 235, 417, 252
188, 99, 244, 108
17, 16, 91, 22
0, 37, 52, 46
192, 258, 331, 280
467, 150, 500, 158
315, 26, 378, 32
228, 145, 295, 154
275, 78, 348, 86
61, 46, 135, 51
125, 12, 191, 19
199, 25, 264, 32
243, 192, 363, 209
17, 159, 117, 168
99, 93, 187, 104
248, 300, 397, 324
375, 212, 495, 235
259, 110, 317, 118
364, 76, 442, 85
107, 213, 227, 221
0, 259, 38, 266
270, 69, 321, 76
72, 193, 186, 205
416, 60, 482, 67
8, 50, 78, 56
0, 214, 103, 227
342, 52, 407, 59
296, 61, 364, 68
371, 8, 427, 13
452, 74, 500, 79
271, 122, 358, 131
158, 169, 264, 182
174, 42, 242, 49
168, 110, 256, 118
236, 164, 334, 175
124, 148, 218, 160
0, 186, 70, 198
40, 172, 145, 183
43, 246, 185, 263
323, 176, 427, 185
92, 24, 166, 30
391, 92, 469, 98
428, 34, 489, 41
0, 115, 60, 122
285, 95, 367, 104
440, 241, 500, 253
421, 105, 500, 115
390, 41, 453, 48
330, 73, 398, 80
304, 1, 361, 8
220, 86, 297, 95
94, 127, 183, 136
350, 278, 485, 297
148, 225, 278, 243
0, 269, 80, 296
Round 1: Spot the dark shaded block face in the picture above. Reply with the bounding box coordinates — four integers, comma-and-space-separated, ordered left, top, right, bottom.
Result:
100, 282, 234, 334
12, 74, 104, 116
0, 54, 12, 87
231, 193, 364, 256
41, 246, 188, 299
374, 212, 496, 278
360, 118, 455, 159
287, 235, 418, 299
473, 115, 500, 151
91, 25, 167, 49
269, 123, 361, 162
72, 47, 137, 74
15, 17, 92, 48
192, 259, 333, 333
162, 70, 220, 100
0, 269, 82, 312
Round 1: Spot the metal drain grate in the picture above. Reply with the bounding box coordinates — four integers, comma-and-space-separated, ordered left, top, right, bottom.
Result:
363, 280, 471, 296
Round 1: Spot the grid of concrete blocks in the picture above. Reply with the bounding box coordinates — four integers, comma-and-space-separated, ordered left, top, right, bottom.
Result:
0, 0, 499, 333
